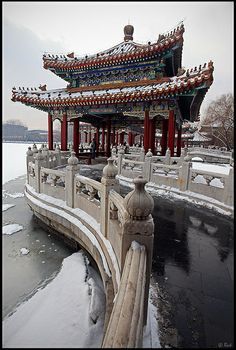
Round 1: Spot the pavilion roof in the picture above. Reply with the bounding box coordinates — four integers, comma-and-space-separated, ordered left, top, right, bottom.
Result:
11, 61, 213, 110
42, 24, 184, 72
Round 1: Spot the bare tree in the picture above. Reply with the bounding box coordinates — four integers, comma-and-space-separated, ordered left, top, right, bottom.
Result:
201, 93, 234, 150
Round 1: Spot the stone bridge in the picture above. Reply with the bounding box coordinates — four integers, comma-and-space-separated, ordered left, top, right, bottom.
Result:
25, 144, 154, 348
24, 143, 234, 347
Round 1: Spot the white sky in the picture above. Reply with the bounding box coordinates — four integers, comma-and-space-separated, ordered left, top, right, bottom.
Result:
3, 1, 234, 130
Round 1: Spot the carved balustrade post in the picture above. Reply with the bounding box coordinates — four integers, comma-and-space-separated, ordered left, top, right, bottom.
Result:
42, 144, 49, 168
26, 146, 34, 184
101, 158, 119, 237
55, 144, 61, 167
35, 150, 45, 193
143, 148, 153, 181
117, 148, 124, 175
139, 147, 145, 162
163, 147, 171, 165
122, 175, 154, 325
177, 146, 188, 166
178, 156, 191, 191
223, 167, 234, 206
65, 151, 79, 208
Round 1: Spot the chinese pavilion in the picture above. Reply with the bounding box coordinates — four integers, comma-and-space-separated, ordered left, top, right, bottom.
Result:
11, 23, 214, 157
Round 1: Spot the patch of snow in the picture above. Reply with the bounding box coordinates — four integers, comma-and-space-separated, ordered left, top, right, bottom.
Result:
25, 187, 112, 279
2, 204, 15, 212
4, 192, 24, 198
3, 251, 106, 348
3, 224, 23, 235
143, 286, 161, 348
192, 162, 231, 175
117, 175, 233, 217
3, 143, 28, 185
20, 248, 30, 255
25, 184, 121, 288
192, 157, 203, 162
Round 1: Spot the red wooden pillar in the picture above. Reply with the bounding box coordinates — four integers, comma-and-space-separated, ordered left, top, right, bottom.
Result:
149, 117, 156, 154
85, 131, 88, 143
176, 126, 182, 157
112, 127, 116, 145
61, 113, 68, 151
73, 118, 79, 155
128, 132, 133, 146
143, 110, 150, 153
96, 127, 100, 153
89, 128, 92, 143
120, 132, 124, 145
168, 110, 175, 156
106, 119, 111, 157
140, 135, 143, 146
161, 119, 168, 156
102, 125, 105, 151
48, 113, 53, 150
116, 131, 119, 145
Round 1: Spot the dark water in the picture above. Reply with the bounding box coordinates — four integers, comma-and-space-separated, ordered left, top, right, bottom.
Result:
2, 176, 75, 318
151, 195, 234, 348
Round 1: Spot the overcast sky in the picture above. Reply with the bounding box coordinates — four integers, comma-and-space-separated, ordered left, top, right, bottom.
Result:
3, 1, 234, 130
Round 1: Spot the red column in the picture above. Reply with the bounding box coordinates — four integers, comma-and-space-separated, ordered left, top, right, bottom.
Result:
120, 132, 124, 145
168, 110, 175, 156
61, 113, 68, 151
96, 127, 100, 153
102, 125, 105, 151
112, 127, 116, 145
73, 118, 79, 155
143, 110, 150, 153
106, 119, 111, 157
140, 135, 143, 146
116, 131, 119, 145
161, 119, 168, 156
48, 113, 53, 150
149, 117, 156, 154
89, 128, 92, 143
85, 132, 88, 143
176, 127, 182, 157
128, 132, 133, 146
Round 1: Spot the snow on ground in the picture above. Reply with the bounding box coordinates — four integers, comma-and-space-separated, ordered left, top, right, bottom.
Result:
3, 143, 28, 184
191, 162, 231, 175
3, 251, 106, 348
2, 204, 15, 211
20, 248, 30, 255
3, 224, 23, 235
4, 192, 25, 198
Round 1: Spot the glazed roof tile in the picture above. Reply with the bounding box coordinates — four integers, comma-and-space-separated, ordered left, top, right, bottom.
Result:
42, 25, 185, 71
11, 61, 213, 109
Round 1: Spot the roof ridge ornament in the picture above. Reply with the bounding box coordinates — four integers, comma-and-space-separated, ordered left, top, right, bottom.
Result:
124, 24, 134, 42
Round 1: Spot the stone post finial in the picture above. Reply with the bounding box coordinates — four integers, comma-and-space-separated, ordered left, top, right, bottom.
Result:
35, 149, 44, 160
102, 158, 118, 179
184, 153, 191, 162
118, 147, 125, 155
55, 144, 61, 152
146, 149, 153, 158
32, 143, 38, 153
111, 146, 117, 158
26, 146, 33, 156
165, 148, 171, 157
68, 151, 79, 166
124, 175, 154, 220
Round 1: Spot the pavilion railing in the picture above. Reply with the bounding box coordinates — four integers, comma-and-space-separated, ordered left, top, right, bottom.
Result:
25, 145, 154, 348
115, 148, 234, 208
